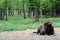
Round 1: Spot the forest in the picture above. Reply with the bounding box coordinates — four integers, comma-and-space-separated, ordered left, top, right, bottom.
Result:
0, 0, 60, 31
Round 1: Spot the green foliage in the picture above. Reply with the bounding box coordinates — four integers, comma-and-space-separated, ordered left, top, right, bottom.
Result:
0, 0, 28, 10
0, 0, 59, 12
0, 0, 5, 10
28, 0, 40, 10
0, 14, 60, 31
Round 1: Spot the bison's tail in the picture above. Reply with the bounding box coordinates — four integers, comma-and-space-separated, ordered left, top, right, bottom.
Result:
33, 32, 37, 33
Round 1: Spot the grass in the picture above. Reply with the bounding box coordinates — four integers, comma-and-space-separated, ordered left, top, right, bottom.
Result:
0, 14, 60, 32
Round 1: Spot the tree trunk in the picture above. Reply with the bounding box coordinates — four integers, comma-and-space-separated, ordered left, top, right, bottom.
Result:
40, 8, 43, 18
50, 6, 52, 16
22, 0, 26, 19
6, 7, 8, 21
53, 3, 56, 17
18, 9, 21, 15
28, 9, 31, 17
0, 10, 4, 20
11, 9, 14, 16
32, 7, 40, 22
8, 9, 11, 16
3, 7, 6, 15
53, 0, 56, 17
40, 3, 43, 18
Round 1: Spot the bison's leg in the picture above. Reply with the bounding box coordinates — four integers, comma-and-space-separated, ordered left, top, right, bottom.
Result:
40, 30, 46, 35
46, 27, 54, 35
50, 27, 54, 35
37, 26, 42, 34
37, 29, 40, 34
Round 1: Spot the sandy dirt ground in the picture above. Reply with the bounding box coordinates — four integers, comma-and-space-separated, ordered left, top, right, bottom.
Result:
0, 28, 60, 40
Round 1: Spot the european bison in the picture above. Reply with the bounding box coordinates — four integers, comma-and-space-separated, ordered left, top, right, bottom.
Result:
36, 20, 54, 35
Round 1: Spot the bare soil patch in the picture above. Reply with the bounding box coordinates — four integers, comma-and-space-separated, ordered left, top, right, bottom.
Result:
0, 28, 60, 40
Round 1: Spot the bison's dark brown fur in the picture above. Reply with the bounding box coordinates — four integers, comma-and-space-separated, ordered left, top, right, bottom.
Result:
37, 20, 54, 35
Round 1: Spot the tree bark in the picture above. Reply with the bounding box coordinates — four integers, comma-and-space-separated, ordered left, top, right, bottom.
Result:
28, 9, 31, 17
11, 9, 14, 16
53, 0, 56, 17
50, 6, 52, 16
40, 3, 43, 18
22, 0, 26, 19
18, 9, 21, 15
53, 3, 56, 17
6, 7, 8, 21
0, 10, 4, 20
32, 7, 40, 22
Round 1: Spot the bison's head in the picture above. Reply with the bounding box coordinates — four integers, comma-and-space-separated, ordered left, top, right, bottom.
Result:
44, 20, 52, 26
